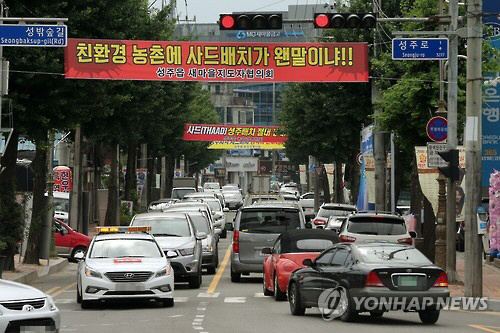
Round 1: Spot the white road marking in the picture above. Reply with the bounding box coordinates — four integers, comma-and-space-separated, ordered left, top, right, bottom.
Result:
197, 307, 207, 311
169, 315, 184, 318
224, 297, 246, 303
196, 315, 205, 318
198, 292, 220, 298
254, 292, 266, 297
55, 299, 74, 304
174, 297, 188, 302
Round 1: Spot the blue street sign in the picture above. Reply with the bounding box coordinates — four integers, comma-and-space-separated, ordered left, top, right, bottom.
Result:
392, 38, 448, 60
0, 25, 67, 47
426, 116, 448, 142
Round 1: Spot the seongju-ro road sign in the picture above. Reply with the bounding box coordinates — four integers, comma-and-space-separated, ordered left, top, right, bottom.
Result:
392, 38, 448, 60
0, 25, 67, 47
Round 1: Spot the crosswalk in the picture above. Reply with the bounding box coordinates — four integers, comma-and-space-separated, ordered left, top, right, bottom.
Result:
54, 292, 271, 305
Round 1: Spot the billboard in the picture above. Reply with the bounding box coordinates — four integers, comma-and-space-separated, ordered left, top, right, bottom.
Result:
184, 124, 287, 144
64, 39, 369, 82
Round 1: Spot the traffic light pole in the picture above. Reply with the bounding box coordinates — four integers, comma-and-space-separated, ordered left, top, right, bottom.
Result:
464, 0, 482, 298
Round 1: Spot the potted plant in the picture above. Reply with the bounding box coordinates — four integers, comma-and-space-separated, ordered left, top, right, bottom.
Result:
0, 240, 7, 279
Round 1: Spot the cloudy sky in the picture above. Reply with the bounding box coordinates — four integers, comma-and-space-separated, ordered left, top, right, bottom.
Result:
151, 0, 327, 23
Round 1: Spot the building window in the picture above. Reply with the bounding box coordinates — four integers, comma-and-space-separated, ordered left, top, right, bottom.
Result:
227, 108, 233, 123
246, 111, 254, 125
216, 107, 224, 123
215, 85, 221, 94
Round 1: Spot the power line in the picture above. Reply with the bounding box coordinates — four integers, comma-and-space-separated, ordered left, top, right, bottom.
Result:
252, 0, 287, 12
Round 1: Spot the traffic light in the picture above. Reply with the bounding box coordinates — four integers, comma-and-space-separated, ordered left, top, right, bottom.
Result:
219, 13, 283, 30
438, 149, 460, 182
313, 13, 376, 29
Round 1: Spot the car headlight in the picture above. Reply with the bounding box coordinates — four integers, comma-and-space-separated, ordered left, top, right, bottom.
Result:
155, 265, 171, 277
179, 247, 195, 256
85, 266, 102, 278
46, 295, 58, 311
203, 245, 213, 252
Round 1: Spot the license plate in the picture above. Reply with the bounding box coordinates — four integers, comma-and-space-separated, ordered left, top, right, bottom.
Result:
115, 283, 145, 291
398, 276, 418, 287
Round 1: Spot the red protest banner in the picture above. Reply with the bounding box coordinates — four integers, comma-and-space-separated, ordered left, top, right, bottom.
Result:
64, 39, 369, 82
183, 124, 287, 143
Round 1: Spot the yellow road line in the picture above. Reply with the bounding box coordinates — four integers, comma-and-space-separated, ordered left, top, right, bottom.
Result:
51, 282, 77, 298
44, 286, 60, 295
207, 244, 232, 294
469, 325, 500, 333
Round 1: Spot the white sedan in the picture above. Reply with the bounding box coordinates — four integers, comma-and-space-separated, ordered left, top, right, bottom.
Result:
76, 226, 176, 309
0, 279, 60, 332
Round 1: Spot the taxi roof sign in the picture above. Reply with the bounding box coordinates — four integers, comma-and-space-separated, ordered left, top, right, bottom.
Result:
95, 226, 151, 233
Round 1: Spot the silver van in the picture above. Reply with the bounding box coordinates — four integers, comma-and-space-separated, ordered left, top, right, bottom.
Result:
228, 203, 306, 282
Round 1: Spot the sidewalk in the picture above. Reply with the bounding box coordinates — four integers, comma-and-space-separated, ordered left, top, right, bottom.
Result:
1, 254, 68, 284
449, 252, 500, 311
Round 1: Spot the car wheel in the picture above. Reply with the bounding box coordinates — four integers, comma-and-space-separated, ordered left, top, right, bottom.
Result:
221, 229, 227, 239
338, 287, 358, 322
263, 273, 273, 296
76, 284, 82, 304
81, 300, 93, 309
207, 264, 216, 275
274, 274, 287, 301
215, 248, 219, 267
70, 246, 86, 262
418, 309, 440, 324
288, 282, 306, 316
161, 298, 174, 307
230, 267, 240, 282
370, 311, 384, 318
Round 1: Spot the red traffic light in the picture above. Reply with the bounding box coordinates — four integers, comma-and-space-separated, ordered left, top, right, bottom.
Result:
313, 13, 377, 29
221, 15, 235, 29
219, 13, 283, 30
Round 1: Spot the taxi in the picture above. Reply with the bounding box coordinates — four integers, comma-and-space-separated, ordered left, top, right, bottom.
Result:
75, 226, 175, 309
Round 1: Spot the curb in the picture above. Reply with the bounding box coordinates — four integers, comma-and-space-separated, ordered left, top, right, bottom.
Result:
11, 258, 68, 285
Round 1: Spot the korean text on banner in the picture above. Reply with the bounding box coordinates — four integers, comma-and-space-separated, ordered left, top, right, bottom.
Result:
64, 39, 369, 83
184, 124, 287, 143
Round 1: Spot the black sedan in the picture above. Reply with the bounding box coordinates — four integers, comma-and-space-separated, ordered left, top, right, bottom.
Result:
287, 243, 450, 324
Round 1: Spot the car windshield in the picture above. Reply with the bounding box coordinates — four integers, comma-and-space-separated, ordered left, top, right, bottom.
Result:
204, 183, 220, 189
239, 209, 301, 233
318, 207, 356, 218
172, 188, 196, 199
206, 200, 221, 212
188, 214, 210, 233
53, 198, 69, 212
346, 217, 407, 235
294, 239, 334, 252
358, 246, 432, 264
225, 193, 242, 199
90, 239, 162, 258
131, 218, 191, 237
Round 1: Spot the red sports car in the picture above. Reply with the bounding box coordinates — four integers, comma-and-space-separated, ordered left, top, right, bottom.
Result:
262, 229, 340, 301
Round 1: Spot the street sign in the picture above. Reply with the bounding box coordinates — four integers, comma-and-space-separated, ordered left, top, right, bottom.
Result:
356, 152, 362, 166
392, 38, 448, 60
426, 116, 448, 142
0, 25, 67, 47
427, 143, 448, 167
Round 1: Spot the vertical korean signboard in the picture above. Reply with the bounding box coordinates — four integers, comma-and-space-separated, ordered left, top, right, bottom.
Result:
482, 0, 500, 187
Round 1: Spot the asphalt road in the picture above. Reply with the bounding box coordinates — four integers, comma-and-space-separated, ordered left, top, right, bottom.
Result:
27, 212, 500, 333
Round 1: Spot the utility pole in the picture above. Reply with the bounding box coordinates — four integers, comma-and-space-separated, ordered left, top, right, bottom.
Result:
446, 0, 459, 282
69, 126, 82, 230
313, 157, 320, 213
40, 130, 55, 260
464, 0, 482, 298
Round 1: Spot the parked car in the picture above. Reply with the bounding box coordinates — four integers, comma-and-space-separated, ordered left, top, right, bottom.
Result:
0, 280, 60, 332
313, 203, 357, 229
53, 218, 91, 262
228, 202, 307, 282
129, 212, 206, 288
287, 243, 449, 324
337, 212, 417, 245
262, 229, 340, 301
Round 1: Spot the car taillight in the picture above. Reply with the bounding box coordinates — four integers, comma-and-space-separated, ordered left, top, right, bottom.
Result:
233, 230, 239, 253
313, 218, 326, 225
365, 271, 385, 287
398, 237, 413, 245
433, 272, 448, 287
339, 235, 356, 242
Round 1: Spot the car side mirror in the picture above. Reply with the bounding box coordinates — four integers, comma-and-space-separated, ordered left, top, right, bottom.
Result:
223, 207, 229, 212
214, 227, 222, 235
59, 229, 66, 235
225, 222, 234, 231
261, 247, 272, 255
409, 231, 417, 238
196, 232, 207, 240
74, 252, 85, 261
166, 250, 178, 259
302, 258, 313, 266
